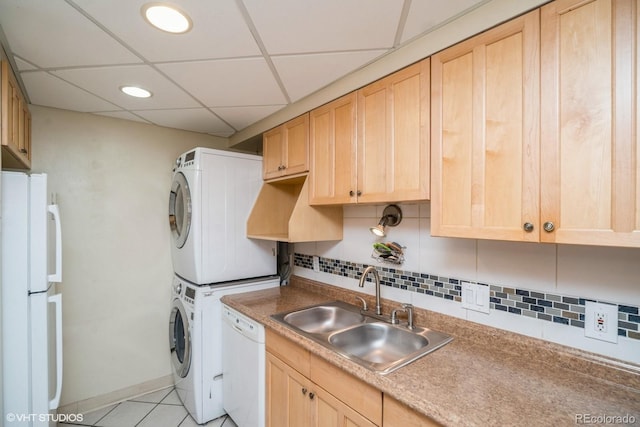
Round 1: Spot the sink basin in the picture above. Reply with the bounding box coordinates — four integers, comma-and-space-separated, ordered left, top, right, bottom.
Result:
328, 322, 452, 373
283, 304, 365, 334
329, 323, 428, 364
271, 301, 453, 374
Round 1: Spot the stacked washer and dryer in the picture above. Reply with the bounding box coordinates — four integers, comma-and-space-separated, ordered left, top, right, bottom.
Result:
167, 147, 279, 424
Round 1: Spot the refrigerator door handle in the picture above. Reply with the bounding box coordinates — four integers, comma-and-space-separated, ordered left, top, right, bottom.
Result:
48, 293, 63, 410
47, 204, 62, 283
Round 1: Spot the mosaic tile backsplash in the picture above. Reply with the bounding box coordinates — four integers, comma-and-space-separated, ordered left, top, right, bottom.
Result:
294, 253, 640, 341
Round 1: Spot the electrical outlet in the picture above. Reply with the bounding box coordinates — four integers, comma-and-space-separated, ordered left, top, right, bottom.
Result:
312, 255, 320, 272
595, 311, 607, 333
461, 282, 490, 314
584, 301, 618, 344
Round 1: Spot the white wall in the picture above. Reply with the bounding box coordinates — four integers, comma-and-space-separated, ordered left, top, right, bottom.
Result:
294, 203, 640, 364
30, 106, 228, 406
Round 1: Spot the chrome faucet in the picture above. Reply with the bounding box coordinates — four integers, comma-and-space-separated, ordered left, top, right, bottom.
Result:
358, 266, 382, 315
391, 303, 415, 329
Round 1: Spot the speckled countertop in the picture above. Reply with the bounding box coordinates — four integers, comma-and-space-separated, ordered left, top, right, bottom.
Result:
221, 276, 640, 426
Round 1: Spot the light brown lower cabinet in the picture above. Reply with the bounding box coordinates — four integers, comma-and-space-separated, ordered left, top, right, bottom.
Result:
266, 352, 378, 427
382, 395, 441, 427
266, 329, 381, 427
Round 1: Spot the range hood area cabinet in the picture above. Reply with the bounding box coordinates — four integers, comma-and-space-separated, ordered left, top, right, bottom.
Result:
247, 175, 343, 242
431, 0, 640, 248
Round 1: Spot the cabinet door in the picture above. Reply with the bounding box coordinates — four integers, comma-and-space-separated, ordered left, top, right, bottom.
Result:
357, 59, 430, 203
282, 113, 309, 177
309, 92, 357, 205
1, 61, 31, 169
431, 10, 540, 241
263, 126, 285, 180
540, 0, 640, 247
1, 61, 20, 152
314, 385, 378, 427
266, 352, 311, 427
19, 98, 32, 164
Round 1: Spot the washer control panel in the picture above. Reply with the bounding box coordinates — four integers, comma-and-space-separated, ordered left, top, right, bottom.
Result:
173, 149, 196, 172
184, 286, 195, 305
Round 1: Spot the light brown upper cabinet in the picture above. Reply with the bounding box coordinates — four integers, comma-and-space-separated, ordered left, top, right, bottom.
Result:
357, 59, 430, 204
432, 0, 640, 248
309, 59, 430, 205
540, 0, 640, 247
431, 10, 540, 242
262, 113, 309, 181
309, 92, 357, 205
1, 60, 32, 170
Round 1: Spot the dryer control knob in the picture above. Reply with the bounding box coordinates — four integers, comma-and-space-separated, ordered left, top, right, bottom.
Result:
174, 283, 182, 295
175, 157, 182, 167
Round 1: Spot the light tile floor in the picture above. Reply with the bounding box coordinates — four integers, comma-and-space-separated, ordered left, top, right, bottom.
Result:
59, 387, 237, 427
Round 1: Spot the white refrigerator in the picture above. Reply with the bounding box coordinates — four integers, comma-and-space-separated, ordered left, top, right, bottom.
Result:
1, 172, 63, 427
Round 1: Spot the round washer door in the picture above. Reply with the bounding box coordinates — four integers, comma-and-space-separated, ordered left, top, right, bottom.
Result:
169, 298, 191, 378
168, 172, 191, 249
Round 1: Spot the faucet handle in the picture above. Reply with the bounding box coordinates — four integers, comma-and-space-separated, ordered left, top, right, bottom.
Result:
354, 296, 368, 312
390, 307, 403, 324
401, 303, 414, 329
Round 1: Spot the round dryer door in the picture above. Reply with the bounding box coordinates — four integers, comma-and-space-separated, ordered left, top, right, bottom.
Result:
168, 172, 191, 249
169, 298, 191, 378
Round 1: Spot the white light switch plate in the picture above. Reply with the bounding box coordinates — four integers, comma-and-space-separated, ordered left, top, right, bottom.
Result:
584, 301, 618, 344
461, 282, 490, 314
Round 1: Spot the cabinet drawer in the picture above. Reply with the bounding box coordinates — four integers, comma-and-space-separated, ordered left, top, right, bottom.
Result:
266, 328, 310, 377
310, 353, 382, 426
383, 395, 441, 427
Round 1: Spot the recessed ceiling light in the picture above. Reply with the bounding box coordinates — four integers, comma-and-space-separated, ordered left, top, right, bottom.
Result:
142, 3, 192, 34
120, 86, 152, 98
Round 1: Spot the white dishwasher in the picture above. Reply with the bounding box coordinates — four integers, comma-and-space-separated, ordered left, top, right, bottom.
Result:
221, 304, 266, 427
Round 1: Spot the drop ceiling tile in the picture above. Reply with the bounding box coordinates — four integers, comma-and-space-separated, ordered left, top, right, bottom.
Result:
21, 71, 120, 112
14, 57, 38, 71
158, 58, 286, 107
401, 0, 487, 43
72, 0, 261, 62
52, 65, 200, 110
94, 111, 151, 124
134, 108, 235, 136
212, 105, 285, 131
273, 50, 386, 102
0, 0, 140, 68
242, 0, 403, 54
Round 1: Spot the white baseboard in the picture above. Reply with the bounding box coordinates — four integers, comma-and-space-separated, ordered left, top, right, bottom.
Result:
57, 374, 174, 415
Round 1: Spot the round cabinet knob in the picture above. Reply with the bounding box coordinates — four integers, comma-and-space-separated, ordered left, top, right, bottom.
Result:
301, 388, 307, 396
309, 392, 315, 400
356, 190, 362, 196
523, 222, 534, 232
543, 221, 555, 232
349, 190, 354, 197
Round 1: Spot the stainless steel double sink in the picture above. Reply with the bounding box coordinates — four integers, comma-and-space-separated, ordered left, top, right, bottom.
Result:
271, 301, 453, 375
